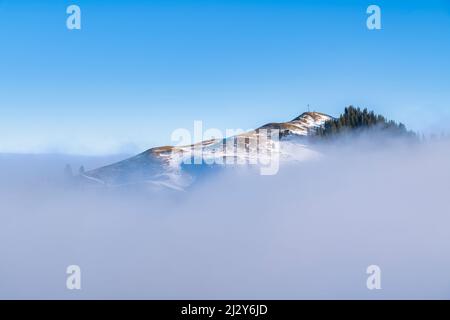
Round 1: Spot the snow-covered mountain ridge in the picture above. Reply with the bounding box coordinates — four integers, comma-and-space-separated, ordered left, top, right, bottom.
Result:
81, 111, 333, 189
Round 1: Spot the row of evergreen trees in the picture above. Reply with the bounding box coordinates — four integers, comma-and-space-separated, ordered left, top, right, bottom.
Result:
313, 106, 415, 138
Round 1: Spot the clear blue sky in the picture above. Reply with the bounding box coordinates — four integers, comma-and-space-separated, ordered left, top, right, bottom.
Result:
1, 0, 449, 154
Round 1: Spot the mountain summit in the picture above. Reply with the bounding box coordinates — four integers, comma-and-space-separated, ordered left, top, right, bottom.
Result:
80, 111, 332, 189
260, 111, 332, 136
79, 107, 414, 190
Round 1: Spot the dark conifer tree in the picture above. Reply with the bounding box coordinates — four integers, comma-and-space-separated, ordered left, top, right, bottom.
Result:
314, 106, 416, 138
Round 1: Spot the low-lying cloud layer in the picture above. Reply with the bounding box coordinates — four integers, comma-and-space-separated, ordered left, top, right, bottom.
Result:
1, 138, 450, 299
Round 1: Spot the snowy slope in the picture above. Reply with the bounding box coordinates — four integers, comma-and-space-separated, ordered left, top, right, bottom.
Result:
82, 111, 332, 189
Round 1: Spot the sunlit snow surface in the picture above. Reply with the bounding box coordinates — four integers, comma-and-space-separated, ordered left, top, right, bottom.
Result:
82, 112, 331, 190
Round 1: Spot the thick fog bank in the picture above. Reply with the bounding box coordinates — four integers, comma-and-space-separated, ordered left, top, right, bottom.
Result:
1, 140, 450, 299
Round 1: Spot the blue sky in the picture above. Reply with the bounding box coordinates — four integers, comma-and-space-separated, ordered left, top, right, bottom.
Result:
0, 0, 449, 154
